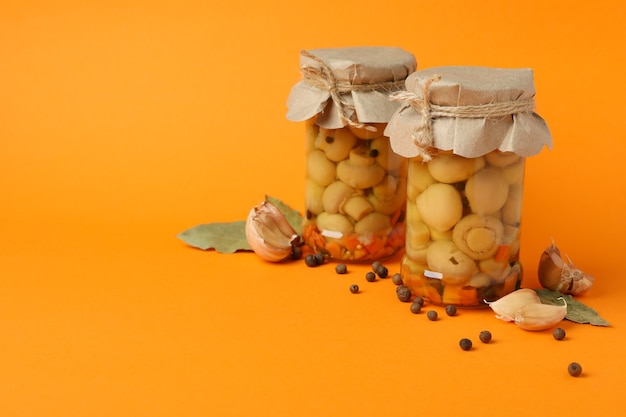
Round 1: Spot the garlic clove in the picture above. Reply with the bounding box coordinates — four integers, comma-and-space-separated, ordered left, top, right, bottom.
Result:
485, 288, 541, 322
538, 240, 594, 295
245, 201, 300, 262
514, 298, 568, 331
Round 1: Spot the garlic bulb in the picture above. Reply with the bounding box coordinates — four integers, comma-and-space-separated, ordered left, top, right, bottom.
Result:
245, 201, 301, 262
538, 241, 594, 295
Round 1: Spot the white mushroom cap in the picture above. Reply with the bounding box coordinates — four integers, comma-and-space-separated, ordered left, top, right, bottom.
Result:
427, 154, 485, 184
307, 149, 337, 187
426, 240, 478, 284
416, 183, 463, 232
465, 168, 509, 215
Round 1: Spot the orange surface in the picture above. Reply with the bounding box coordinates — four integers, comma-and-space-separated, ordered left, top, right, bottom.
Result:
1, 1, 625, 416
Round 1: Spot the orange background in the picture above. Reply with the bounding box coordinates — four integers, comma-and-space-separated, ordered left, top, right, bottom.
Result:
1, 1, 625, 416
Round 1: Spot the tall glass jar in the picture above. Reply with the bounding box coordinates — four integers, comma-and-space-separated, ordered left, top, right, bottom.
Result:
386, 66, 553, 306
287, 47, 416, 262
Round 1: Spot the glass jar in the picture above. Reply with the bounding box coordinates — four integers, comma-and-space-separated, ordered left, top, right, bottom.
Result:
286, 47, 417, 262
386, 66, 553, 306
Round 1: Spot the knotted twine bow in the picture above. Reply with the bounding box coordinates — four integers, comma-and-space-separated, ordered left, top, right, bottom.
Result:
390, 74, 536, 161
300, 49, 406, 131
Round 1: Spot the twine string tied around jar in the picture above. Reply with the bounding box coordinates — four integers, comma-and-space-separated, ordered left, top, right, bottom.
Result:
300, 49, 406, 132
390, 74, 536, 161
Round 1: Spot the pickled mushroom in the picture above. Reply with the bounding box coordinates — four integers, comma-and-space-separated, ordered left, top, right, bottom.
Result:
452, 214, 504, 260
348, 123, 386, 140
370, 137, 404, 172
416, 183, 463, 232
307, 149, 336, 187
407, 159, 436, 201
322, 181, 357, 214
306, 179, 325, 215
426, 240, 478, 285
315, 127, 358, 162
337, 152, 386, 189
484, 150, 521, 167
354, 212, 392, 235
427, 154, 485, 184
316, 212, 354, 238
368, 177, 407, 215
465, 168, 509, 215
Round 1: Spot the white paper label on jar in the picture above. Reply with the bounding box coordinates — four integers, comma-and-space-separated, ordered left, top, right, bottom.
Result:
321, 229, 343, 239
424, 270, 443, 279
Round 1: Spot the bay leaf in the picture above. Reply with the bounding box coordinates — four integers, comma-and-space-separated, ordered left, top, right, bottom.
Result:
176, 221, 251, 253
535, 289, 610, 327
264, 195, 303, 235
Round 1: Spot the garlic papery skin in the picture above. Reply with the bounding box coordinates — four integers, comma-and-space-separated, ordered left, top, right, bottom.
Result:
514, 298, 568, 331
245, 201, 300, 262
485, 288, 541, 322
538, 241, 594, 295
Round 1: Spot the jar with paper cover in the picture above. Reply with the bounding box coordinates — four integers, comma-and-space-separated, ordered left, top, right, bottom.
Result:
286, 47, 416, 262
385, 66, 552, 306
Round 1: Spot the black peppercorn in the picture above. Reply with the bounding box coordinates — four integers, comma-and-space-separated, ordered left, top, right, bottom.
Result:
365, 271, 377, 282
479, 330, 492, 344
553, 327, 566, 341
412, 296, 424, 307
391, 273, 403, 285
325, 136, 334, 144
335, 264, 348, 274
445, 305, 457, 316
371, 261, 383, 272
304, 254, 318, 267
568, 362, 582, 377
459, 338, 473, 351
426, 310, 438, 321
375, 265, 388, 278
396, 285, 412, 302
369, 149, 379, 158
349, 284, 359, 294
314, 253, 325, 265
410, 303, 422, 314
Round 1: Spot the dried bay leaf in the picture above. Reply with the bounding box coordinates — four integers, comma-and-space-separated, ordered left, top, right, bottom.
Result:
176, 221, 251, 253
535, 289, 610, 327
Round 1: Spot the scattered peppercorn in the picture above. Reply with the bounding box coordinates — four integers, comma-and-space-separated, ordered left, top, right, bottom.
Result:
291, 246, 302, 260
459, 338, 473, 351
365, 271, 377, 282
335, 264, 348, 274
568, 362, 582, 377
445, 305, 457, 316
349, 284, 359, 294
412, 296, 424, 307
375, 265, 389, 278
325, 136, 334, 144
427, 310, 438, 321
479, 330, 492, 344
314, 253, 326, 265
391, 273, 403, 285
371, 261, 383, 272
410, 303, 422, 314
369, 149, 379, 158
304, 254, 318, 267
553, 327, 566, 341
396, 285, 412, 302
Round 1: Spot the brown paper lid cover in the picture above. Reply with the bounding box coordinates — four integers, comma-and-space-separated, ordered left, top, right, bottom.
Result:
286, 47, 417, 128
386, 66, 553, 159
